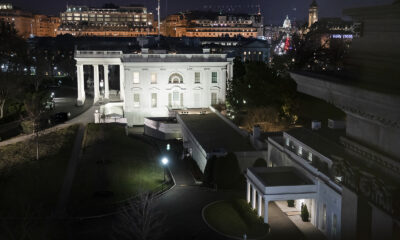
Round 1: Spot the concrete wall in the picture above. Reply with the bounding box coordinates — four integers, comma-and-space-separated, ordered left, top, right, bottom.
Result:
235, 151, 268, 172
178, 115, 208, 172
371, 205, 393, 240
341, 186, 358, 240
143, 117, 182, 140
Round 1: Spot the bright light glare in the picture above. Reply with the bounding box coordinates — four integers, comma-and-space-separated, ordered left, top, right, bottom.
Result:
161, 157, 168, 165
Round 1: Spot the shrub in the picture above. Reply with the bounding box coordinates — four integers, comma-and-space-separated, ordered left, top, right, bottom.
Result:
287, 200, 295, 207
253, 158, 267, 168
203, 153, 245, 190
20, 120, 34, 134
301, 203, 309, 222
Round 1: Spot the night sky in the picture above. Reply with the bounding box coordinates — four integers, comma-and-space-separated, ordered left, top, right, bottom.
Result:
10, 0, 394, 24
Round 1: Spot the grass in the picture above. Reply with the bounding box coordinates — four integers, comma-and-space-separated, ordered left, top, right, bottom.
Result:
204, 199, 269, 239
0, 125, 78, 218
68, 123, 164, 216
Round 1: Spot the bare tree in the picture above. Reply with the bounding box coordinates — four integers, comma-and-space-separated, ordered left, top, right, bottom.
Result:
23, 91, 49, 161
112, 192, 166, 240
0, 73, 19, 119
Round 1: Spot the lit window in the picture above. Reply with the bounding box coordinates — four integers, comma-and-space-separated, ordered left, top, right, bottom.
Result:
332, 214, 337, 238
308, 152, 312, 161
169, 73, 183, 84
298, 146, 303, 156
285, 138, 290, 146
151, 93, 157, 108
133, 72, 140, 83
322, 204, 327, 230
195, 72, 200, 83
151, 73, 157, 84
211, 72, 217, 83
133, 93, 140, 107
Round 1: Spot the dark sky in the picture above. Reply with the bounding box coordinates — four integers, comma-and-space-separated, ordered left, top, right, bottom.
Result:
9, 0, 393, 24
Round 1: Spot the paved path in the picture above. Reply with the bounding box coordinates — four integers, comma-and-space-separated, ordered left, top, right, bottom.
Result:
154, 140, 305, 240
54, 124, 86, 218
63, 135, 308, 240
0, 106, 95, 148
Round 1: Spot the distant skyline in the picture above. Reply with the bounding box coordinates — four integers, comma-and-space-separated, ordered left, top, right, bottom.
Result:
8, 0, 394, 24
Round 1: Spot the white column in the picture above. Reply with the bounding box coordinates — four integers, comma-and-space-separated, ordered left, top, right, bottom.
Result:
104, 64, 109, 99
77, 64, 85, 105
93, 64, 100, 102
258, 194, 262, 217
252, 187, 257, 209
119, 64, 125, 101
247, 181, 251, 203
264, 199, 269, 223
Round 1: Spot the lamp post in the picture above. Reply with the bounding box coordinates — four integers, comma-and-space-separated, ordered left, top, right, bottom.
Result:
161, 157, 169, 190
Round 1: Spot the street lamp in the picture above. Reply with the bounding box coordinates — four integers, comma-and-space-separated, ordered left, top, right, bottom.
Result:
161, 157, 169, 190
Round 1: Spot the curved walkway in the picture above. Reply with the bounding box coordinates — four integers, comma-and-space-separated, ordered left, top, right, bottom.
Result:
153, 140, 305, 240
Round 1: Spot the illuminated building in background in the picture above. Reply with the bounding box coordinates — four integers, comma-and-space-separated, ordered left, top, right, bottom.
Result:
58, 5, 157, 37
308, 0, 318, 28
282, 15, 291, 29
0, 3, 33, 38
33, 15, 60, 37
310, 18, 357, 49
162, 11, 263, 38
0, 3, 61, 38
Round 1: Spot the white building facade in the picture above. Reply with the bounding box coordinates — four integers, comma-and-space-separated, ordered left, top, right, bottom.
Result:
75, 51, 233, 126
246, 128, 343, 240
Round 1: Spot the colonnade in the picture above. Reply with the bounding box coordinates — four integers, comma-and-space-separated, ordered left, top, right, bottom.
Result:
76, 63, 125, 105
247, 180, 269, 223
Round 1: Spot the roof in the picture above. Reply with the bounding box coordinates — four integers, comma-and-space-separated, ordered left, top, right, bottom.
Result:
248, 167, 314, 187
310, 0, 318, 7
179, 113, 255, 153
286, 127, 345, 160
121, 54, 228, 62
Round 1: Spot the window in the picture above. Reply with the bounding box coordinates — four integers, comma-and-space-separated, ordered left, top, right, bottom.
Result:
332, 214, 337, 238
322, 204, 327, 230
151, 93, 157, 108
195, 72, 200, 83
308, 152, 313, 161
169, 73, 183, 84
194, 93, 200, 107
285, 138, 290, 146
172, 91, 179, 107
133, 72, 140, 83
151, 73, 157, 84
298, 146, 303, 156
133, 93, 140, 107
212, 72, 217, 83
211, 93, 217, 105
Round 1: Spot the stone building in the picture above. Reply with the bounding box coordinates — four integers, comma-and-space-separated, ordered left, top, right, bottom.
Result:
308, 0, 318, 28
74, 50, 233, 126
58, 5, 157, 37
0, 3, 61, 38
162, 11, 263, 38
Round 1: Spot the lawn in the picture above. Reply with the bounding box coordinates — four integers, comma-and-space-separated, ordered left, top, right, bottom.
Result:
0, 125, 78, 218
68, 123, 164, 216
203, 199, 269, 239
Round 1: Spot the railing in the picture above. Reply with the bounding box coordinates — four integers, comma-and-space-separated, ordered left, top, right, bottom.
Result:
75, 50, 123, 58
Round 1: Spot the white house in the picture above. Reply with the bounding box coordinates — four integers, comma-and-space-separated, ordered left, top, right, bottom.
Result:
74, 50, 234, 126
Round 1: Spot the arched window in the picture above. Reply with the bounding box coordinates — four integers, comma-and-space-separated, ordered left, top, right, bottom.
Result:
168, 73, 183, 84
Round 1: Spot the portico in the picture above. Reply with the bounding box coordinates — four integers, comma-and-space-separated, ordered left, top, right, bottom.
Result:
246, 167, 317, 224
75, 51, 125, 105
